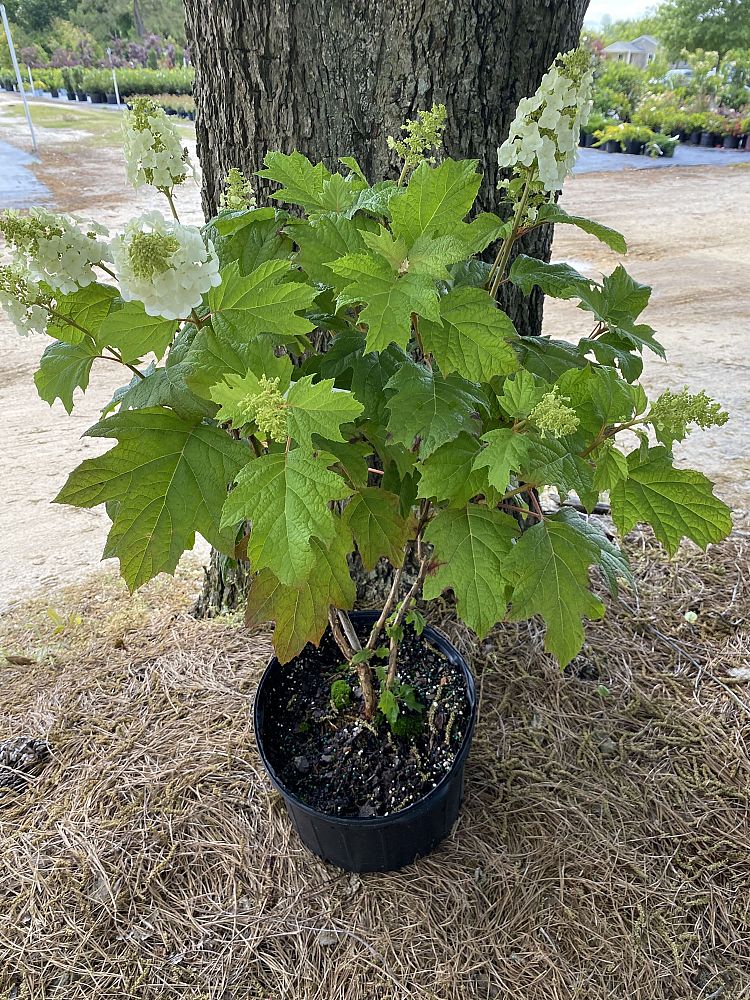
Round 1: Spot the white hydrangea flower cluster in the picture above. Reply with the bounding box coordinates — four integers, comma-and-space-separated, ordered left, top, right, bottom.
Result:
0, 265, 50, 336
123, 97, 194, 191
498, 49, 594, 192
0, 207, 110, 295
110, 211, 221, 320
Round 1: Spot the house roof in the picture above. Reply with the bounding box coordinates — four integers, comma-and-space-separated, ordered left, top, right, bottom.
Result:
603, 41, 643, 53
603, 35, 660, 54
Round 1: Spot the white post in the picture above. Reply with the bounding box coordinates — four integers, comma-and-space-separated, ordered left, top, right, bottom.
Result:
0, 5, 37, 152
106, 48, 121, 108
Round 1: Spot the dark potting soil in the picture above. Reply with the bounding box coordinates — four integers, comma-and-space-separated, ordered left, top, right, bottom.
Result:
261, 623, 470, 819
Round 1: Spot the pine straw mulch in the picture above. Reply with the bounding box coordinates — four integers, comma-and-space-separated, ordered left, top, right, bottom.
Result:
0, 528, 749, 1000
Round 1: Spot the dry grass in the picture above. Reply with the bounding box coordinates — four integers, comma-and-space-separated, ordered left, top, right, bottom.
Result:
0, 531, 749, 1000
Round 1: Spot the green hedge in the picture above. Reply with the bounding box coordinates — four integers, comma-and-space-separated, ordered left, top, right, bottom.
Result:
101, 67, 194, 98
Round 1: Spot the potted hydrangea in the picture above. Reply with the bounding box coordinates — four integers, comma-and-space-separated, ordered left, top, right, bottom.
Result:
0, 57, 731, 872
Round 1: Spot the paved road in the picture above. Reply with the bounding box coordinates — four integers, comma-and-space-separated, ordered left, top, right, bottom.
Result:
574, 142, 750, 174
0, 140, 51, 208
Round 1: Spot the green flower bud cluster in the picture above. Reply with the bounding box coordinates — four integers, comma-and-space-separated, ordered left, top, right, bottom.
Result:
529, 388, 580, 438
0, 264, 40, 305
0, 209, 62, 257
238, 375, 289, 442
649, 386, 729, 444
557, 47, 594, 87
129, 97, 164, 144
220, 168, 257, 212
387, 103, 447, 169
0, 264, 51, 336
127, 231, 181, 280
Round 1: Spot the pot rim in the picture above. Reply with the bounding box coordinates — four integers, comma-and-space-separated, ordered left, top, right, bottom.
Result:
254, 609, 477, 829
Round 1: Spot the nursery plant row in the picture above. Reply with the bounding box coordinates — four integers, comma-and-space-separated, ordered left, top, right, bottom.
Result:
0, 66, 193, 102
581, 118, 750, 157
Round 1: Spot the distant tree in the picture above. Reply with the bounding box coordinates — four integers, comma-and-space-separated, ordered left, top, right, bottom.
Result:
598, 11, 662, 45
657, 0, 750, 66
14, 0, 74, 33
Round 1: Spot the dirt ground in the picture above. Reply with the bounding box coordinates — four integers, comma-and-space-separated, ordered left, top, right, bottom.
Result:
0, 95, 748, 611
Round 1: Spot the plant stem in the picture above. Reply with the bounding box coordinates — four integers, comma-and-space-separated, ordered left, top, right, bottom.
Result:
328, 608, 377, 719
97, 350, 146, 381
97, 262, 118, 280
163, 188, 180, 222
46, 307, 91, 337
499, 502, 544, 521
365, 562, 406, 652
385, 554, 431, 688
488, 171, 535, 299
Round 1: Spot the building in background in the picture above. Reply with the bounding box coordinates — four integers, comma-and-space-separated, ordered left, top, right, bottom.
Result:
602, 34, 659, 68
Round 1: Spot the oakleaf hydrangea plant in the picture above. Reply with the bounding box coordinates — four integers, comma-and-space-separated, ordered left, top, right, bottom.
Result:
0, 61, 732, 726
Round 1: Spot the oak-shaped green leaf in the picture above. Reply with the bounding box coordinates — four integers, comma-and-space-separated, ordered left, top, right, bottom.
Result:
294, 215, 370, 285
558, 364, 636, 430
34, 339, 99, 414
343, 487, 410, 570
473, 428, 532, 493
385, 361, 485, 458
209, 345, 293, 423
567, 510, 634, 596
592, 441, 629, 493
55, 407, 250, 590
246, 530, 355, 663
226, 211, 293, 276
534, 203, 627, 254
423, 506, 518, 637
497, 370, 549, 418
610, 446, 732, 554
420, 286, 519, 382
505, 510, 606, 666
97, 299, 177, 363
331, 253, 440, 353
390, 158, 481, 245
509, 255, 594, 300
257, 151, 331, 212
209, 259, 317, 342
115, 364, 215, 420
523, 435, 599, 511
47, 283, 118, 345
417, 433, 490, 507
517, 337, 588, 383
221, 449, 352, 584
183, 329, 276, 400
285, 375, 364, 448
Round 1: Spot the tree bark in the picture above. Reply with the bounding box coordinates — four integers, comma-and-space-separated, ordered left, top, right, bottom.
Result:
183, 0, 589, 615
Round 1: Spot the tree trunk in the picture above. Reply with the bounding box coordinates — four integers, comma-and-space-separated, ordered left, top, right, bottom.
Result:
184, 0, 589, 615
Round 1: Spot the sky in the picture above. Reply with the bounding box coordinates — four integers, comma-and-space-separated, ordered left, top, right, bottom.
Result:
584, 0, 661, 26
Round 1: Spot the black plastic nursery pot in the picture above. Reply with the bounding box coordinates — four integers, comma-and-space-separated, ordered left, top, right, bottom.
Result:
254, 610, 477, 873
603, 140, 620, 154
723, 134, 740, 149
625, 139, 645, 155
688, 130, 702, 145
106, 93, 118, 105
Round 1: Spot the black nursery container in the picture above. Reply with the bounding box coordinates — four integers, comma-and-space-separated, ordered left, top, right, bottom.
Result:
625, 139, 644, 155
254, 610, 477, 873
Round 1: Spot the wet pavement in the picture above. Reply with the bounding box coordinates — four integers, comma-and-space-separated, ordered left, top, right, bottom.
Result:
0, 140, 51, 208
574, 143, 750, 174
